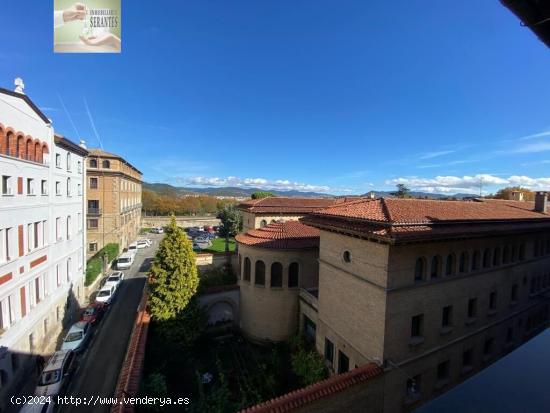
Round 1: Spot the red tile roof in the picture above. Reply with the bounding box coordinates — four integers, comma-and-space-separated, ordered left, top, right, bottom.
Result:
239, 363, 383, 413
236, 221, 320, 250
301, 198, 550, 243
238, 197, 339, 214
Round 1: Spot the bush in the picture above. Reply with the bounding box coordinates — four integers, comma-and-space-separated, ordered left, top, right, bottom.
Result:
199, 267, 237, 291
290, 335, 327, 386
84, 243, 120, 286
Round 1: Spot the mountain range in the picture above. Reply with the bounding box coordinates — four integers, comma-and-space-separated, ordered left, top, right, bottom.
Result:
143, 182, 476, 200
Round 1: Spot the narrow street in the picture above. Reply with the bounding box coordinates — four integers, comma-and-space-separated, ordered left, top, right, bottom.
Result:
57, 234, 161, 413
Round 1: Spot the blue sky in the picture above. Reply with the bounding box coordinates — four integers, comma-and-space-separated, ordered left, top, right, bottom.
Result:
2, 1, 549, 195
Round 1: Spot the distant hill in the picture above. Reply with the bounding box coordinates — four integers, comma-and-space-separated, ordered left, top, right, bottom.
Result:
143, 182, 476, 200
143, 182, 334, 198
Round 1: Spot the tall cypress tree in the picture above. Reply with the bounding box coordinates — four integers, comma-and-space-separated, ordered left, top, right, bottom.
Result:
148, 216, 199, 321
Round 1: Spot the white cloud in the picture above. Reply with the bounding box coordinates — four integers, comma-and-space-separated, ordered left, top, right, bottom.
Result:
181, 176, 331, 193
418, 150, 455, 160
517, 130, 550, 141
509, 141, 550, 154
386, 174, 550, 194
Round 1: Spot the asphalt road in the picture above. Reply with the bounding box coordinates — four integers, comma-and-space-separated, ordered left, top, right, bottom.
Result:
57, 235, 161, 413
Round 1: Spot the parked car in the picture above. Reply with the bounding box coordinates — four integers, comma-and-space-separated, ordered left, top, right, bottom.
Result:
104, 271, 124, 289
127, 242, 138, 255
151, 227, 164, 234
137, 240, 148, 249
35, 350, 76, 397
61, 321, 91, 352
80, 304, 105, 325
116, 252, 134, 270
95, 285, 116, 305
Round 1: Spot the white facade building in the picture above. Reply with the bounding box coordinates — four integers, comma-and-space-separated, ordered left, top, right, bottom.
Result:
0, 84, 87, 404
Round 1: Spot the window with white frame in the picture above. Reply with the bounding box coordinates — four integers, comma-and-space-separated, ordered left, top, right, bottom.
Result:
77, 160, 82, 173
0, 228, 12, 263
42, 221, 47, 245
26, 178, 35, 195
66, 258, 71, 282
77, 183, 81, 196
56, 264, 61, 286
66, 153, 71, 171
27, 224, 33, 252
41, 180, 48, 195
56, 218, 62, 241
66, 216, 71, 240
67, 178, 71, 196
55, 153, 61, 168
55, 181, 61, 196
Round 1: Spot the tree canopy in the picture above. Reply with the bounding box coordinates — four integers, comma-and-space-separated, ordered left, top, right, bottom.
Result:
251, 191, 274, 199
142, 189, 235, 216
392, 183, 411, 198
148, 216, 199, 321
217, 204, 243, 252
490, 186, 534, 201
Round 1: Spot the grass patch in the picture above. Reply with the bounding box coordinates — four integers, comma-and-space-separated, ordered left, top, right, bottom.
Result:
84, 243, 120, 286
201, 238, 236, 253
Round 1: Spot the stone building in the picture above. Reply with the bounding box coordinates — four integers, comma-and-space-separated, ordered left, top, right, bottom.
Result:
238, 197, 338, 232
0, 83, 88, 409
237, 195, 550, 413
86, 149, 142, 258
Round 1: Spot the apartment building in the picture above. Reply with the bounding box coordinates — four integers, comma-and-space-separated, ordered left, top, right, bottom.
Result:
0, 84, 87, 407
86, 149, 142, 258
237, 195, 550, 412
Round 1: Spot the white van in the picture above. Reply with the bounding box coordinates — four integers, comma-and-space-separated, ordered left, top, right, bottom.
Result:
127, 242, 138, 256
116, 252, 134, 270
35, 350, 75, 397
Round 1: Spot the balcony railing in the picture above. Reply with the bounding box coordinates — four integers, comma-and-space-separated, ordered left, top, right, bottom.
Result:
87, 208, 102, 215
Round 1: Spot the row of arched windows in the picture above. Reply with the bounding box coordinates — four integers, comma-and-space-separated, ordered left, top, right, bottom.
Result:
241, 256, 300, 288
415, 244, 527, 282
0, 125, 49, 164
260, 219, 279, 228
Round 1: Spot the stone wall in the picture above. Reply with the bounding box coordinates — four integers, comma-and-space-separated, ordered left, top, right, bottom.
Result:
141, 215, 220, 229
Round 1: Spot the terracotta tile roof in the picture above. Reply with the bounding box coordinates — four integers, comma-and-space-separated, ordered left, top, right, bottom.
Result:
238, 197, 339, 214
236, 221, 320, 250
302, 198, 550, 243
239, 363, 383, 413
87, 148, 142, 175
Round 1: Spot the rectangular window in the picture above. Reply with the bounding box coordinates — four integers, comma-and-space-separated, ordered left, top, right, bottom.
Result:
467, 298, 477, 318
338, 350, 349, 374
88, 219, 99, 229
437, 360, 450, 381
56, 217, 61, 241
35, 277, 40, 303
55, 154, 61, 168
90, 177, 98, 189
89, 242, 98, 253
55, 181, 61, 196
489, 291, 497, 311
56, 265, 61, 286
324, 338, 334, 364
34, 222, 39, 249
442, 305, 453, 328
26, 178, 34, 195
411, 314, 423, 337
41, 180, 48, 195
77, 160, 82, 173
27, 224, 33, 252
406, 374, 421, 398
4, 228, 11, 261
66, 216, 71, 240
77, 183, 82, 196
2, 175, 12, 195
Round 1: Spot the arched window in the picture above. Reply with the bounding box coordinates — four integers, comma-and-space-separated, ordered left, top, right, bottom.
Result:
260, 219, 267, 228
102, 160, 110, 169
271, 262, 283, 287
493, 247, 501, 266
289, 262, 299, 287
445, 254, 455, 276
459, 252, 469, 273
430, 256, 441, 279
483, 249, 491, 268
255, 260, 265, 286
415, 258, 425, 281
503, 246, 510, 264
16, 135, 24, 158
6, 132, 13, 156
0, 127, 6, 155
89, 158, 97, 168
34, 141, 41, 163
41, 143, 49, 165
243, 257, 251, 281
472, 250, 480, 271
66, 153, 71, 170
26, 138, 34, 161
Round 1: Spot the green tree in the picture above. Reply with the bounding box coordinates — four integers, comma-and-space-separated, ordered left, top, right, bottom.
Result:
143, 372, 168, 412
392, 183, 411, 198
491, 186, 534, 201
148, 215, 199, 321
291, 347, 327, 386
251, 191, 274, 199
158, 299, 207, 348
216, 204, 242, 253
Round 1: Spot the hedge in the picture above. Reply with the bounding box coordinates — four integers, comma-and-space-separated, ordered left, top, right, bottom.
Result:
85, 243, 120, 286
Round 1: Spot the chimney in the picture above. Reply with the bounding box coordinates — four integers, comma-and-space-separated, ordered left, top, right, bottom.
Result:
509, 191, 524, 201
14, 77, 25, 94
79, 140, 87, 149
534, 192, 548, 213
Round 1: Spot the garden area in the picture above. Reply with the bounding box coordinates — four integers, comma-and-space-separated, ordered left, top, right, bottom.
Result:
85, 243, 119, 286
200, 238, 236, 254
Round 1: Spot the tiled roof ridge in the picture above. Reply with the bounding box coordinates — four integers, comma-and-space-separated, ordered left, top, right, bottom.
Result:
380, 197, 392, 223
239, 363, 383, 413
